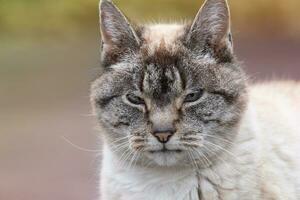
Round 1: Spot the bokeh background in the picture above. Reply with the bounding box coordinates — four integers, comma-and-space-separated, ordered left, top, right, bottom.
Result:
1, 0, 300, 199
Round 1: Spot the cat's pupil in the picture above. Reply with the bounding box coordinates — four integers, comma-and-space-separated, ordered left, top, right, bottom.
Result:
184, 90, 203, 103
126, 93, 145, 105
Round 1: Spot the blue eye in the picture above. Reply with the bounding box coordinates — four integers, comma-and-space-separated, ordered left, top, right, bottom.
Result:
126, 93, 145, 105
184, 90, 204, 103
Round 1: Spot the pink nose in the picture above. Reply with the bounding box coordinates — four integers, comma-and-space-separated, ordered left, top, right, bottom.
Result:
152, 132, 173, 143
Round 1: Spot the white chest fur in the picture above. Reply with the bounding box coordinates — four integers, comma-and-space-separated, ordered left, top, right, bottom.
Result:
100, 147, 199, 200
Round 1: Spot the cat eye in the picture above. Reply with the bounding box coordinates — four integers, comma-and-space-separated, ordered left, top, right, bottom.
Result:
126, 93, 145, 105
184, 90, 204, 103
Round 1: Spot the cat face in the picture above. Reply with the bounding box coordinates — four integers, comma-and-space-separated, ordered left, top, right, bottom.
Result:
91, 0, 248, 167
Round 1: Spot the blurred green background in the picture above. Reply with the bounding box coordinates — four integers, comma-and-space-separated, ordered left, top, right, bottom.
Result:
0, 0, 300, 200
1, 0, 300, 38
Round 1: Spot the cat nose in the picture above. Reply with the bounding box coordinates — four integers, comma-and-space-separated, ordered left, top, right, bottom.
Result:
149, 106, 178, 143
152, 127, 175, 144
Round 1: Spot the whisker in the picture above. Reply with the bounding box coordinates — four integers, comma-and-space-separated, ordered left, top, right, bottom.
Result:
124, 150, 135, 170
111, 140, 130, 149
181, 141, 202, 148
110, 143, 129, 154
80, 113, 96, 117
191, 147, 212, 168
202, 144, 261, 187
191, 148, 222, 182
128, 151, 139, 170
201, 134, 235, 146
132, 148, 143, 168
61, 136, 101, 153
110, 135, 132, 145
186, 150, 197, 169
201, 145, 240, 186
204, 140, 240, 161
118, 148, 132, 168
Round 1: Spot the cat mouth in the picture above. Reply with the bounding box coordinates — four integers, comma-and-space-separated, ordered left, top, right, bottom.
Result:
148, 149, 182, 154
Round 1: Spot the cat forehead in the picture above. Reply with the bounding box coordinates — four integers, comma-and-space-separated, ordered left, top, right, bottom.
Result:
110, 23, 215, 71
141, 24, 186, 53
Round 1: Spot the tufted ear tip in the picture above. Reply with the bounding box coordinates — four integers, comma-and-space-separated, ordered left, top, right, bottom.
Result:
98, 0, 140, 67
186, 0, 233, 62
99, 0, 139, 45
99, 0, 113, 11
190, 0, 230, 43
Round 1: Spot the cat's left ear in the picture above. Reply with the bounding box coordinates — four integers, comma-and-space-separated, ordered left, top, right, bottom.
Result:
99, 0, 140, 66
186, 0, 233, 62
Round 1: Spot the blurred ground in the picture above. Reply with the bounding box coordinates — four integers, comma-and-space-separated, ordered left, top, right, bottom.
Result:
1, 0, 300, 199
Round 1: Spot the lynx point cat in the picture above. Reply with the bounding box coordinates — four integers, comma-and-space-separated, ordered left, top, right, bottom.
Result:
90, 0, 300, 199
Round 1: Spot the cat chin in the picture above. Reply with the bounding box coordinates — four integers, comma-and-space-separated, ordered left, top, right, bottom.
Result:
144, 151, 185, 167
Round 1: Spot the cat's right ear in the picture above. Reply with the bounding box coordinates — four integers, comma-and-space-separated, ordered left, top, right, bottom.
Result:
99, 0, 140, 66
185, 0, 233, 62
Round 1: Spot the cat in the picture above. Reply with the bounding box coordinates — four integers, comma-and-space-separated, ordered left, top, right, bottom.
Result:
90, 0, 300, 199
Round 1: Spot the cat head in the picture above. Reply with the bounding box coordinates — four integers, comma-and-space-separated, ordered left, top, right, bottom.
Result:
91, 0, 248, 167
